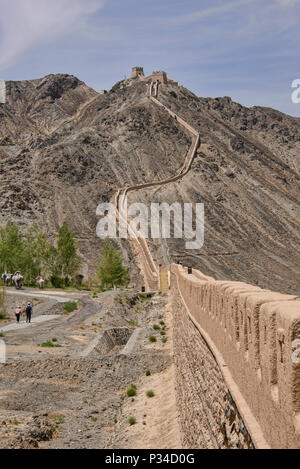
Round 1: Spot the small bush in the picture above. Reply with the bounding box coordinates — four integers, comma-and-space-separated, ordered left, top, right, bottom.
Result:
160, 331, 166, 336
0, 332, 4, 338
146, 391, 155, 398
153, 324, 160, 331
50, 275, 64, 289
139, 295, 151, 303
145, 370, 151, 376
159, 321, 165, 326
149, 336, 157, 343
0, 314, 7, 320
52, 338, 58, 342
63, 301, 77, 313
126, 386, 137, 397
54, 416, 65, 424
64, 277, 71, 287
39, 340, 61, 348
129, 320, 139, 327
128, 417, 136, 426
162, 337, 168, 344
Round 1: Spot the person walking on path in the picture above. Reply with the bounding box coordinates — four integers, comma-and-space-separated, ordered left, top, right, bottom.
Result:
14, 306, 22, 323
1, 272, 7, 285
25, 303, 33, 324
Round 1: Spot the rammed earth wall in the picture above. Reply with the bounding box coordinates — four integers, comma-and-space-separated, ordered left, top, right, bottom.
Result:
170, 264, 300, 449
171, 279, 254, 449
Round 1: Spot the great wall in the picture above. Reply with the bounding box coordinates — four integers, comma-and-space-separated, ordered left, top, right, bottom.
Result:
114, 68, 300, 449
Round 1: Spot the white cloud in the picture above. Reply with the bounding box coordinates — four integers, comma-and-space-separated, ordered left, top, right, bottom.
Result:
0, 0, 105, 71
165, 0, 259, 26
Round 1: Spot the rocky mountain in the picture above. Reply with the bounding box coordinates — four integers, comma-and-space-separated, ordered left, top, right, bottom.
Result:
0, 73, 299, 293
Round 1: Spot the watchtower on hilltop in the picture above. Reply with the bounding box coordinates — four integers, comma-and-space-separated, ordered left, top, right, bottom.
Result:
130, 67, 178, 86
131, 67, 145, 79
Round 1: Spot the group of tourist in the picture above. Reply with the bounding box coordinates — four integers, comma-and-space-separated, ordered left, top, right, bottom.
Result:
1, 272, 13, 285
14, 303, 33, 324
1, 272, 34, 323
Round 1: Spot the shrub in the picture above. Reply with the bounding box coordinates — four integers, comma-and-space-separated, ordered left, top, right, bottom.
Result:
64, 276, 71, 287
50, 275, 64, 289
126, 386, 137, 397
39, 340, 61, 348
153, 324, 160, 331
128, 417, 136, 426
0, 332, 4, 338
160, 331, 166, 336
159, 321, 165, 326
149, 336, 157, 343
97, 239, 129, 288
63, 301, 77, 313
129, 320, 139, 327
145, 370, 151, 376
162, 337, 168, 344
146, 391, 155, 398
54, 416, 65, 424
0, 314, 7, 320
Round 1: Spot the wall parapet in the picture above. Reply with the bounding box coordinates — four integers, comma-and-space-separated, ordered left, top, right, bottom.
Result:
170, 264, 300, 449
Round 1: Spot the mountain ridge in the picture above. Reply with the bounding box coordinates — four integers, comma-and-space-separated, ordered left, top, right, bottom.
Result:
0, 73, 299, 293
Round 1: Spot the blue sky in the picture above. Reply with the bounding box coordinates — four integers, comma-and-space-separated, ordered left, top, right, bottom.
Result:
0, 0, 299, 116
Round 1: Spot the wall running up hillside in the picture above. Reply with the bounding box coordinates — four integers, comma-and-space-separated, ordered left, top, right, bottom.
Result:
169, 264, 300, 449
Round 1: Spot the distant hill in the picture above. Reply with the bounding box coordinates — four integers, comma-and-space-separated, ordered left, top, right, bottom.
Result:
0, 73, 299, 293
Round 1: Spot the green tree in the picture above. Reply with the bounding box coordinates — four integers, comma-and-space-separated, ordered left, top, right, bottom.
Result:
0, 221, 23, 273
0, 287, 6, 315
56, 222, 82, 279
97, 239, 129, 288
20, 226, 41, 285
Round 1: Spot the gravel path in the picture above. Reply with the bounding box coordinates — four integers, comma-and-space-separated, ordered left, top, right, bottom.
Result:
0, 315, 58, 333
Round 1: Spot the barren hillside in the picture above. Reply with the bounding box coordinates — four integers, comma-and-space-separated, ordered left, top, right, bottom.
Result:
0, 74, 299, 293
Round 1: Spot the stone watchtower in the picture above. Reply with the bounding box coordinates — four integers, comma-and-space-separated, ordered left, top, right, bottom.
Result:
131, 67, 145, 79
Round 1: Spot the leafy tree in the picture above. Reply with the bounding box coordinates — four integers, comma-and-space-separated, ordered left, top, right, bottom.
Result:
20, 226, 41, 285
56, 221, 82, 279
0, 287, 6, 315
0, 221, 23, 272
97, 239, 129, 288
